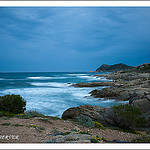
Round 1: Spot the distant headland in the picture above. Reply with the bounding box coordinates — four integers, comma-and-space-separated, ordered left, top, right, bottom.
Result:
89, 63, 150, 73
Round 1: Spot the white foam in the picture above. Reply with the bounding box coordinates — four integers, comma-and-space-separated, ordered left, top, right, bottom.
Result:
0, 78, 5, 80
77, 75, 110, 81
29, 82, 68, 87
67, 74, 87, 76
72, 92, 91, 98
87, 76, 113, 81
77, 75, 90, 78
27, 76, 52, 80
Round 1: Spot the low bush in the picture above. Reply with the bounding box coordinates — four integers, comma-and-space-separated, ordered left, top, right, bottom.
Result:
94, 122, 105, 129
38, 118, 52, 124
92, 135, 109, 143
0, 111, 3, 117
76, 114, 95, 128
79, 131, 91, 135
112, 104, 146, 129
0, 111, 16, 117
107, 125, 144, 135
90, 138, 99, 143
12, 124, 24, 127
62, 132, 71, 136
133, 136, 150, 143
1, 123, 11, 126
0, 94, 26, 114
15, 110, 44, 119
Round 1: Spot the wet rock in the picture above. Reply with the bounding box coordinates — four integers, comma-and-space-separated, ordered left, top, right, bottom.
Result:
72, 82, 113, 87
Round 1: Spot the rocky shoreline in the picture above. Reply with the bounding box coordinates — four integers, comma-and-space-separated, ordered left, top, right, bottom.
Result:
0, 69, 150, 143
64, 71, 150, 128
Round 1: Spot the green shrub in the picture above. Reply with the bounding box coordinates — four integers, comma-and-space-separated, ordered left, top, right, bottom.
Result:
15, 110, 44, 119
38, 118, 52, 124
79, 131, 91, 135
92, 135, 109, 142
133, 136, 150, 143
94, 122, 105, 129
107, 125, 144, 135
76, 114, 95, 128
37, 126, 45, 131
0, 111, 3, 117
1, 123, 11, 126
0, 111, 16, 117
62, 132, 71, 136
112, 104, 146, 129
90, 138, 99, 143
12, 124, 24, 127
2, 117, 10, 120
51, 128, 59, 134
0, 94, 26, 114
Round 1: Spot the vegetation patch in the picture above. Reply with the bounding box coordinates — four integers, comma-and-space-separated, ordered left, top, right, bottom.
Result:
12, 124, 24, 127
37, 126, 45, 130
26, 124, 45, 132
51, 128, 59, 134
90, 138, 99, 143
112, 104, 146, 129
15, 110, 44, 119
79, 131, 91, 135
133, 136, 150, 143
62, 132, 71, 136
0, 111, 16, 117
92, 135, 109, 143
0, 94, 26, 114
2, 117, 10, 120
46, 116, 61, 120
38, 118, 52, 124
76, 114, 95, 128
107, 125, 144, 135
94, 122, 105, 129
1, 123, 11, 126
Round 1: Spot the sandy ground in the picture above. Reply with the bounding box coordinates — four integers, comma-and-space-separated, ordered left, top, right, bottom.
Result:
0, 116, 144, 143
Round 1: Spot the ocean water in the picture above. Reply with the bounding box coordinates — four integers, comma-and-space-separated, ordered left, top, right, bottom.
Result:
0, 72, 127, 117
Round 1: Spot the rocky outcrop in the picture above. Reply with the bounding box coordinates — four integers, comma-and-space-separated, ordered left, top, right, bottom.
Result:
90, 88, 130, 101
46, 133, 94, 143
96, 63, 133, 72
68, 69, 150, 127
72, 82, 113, 87
62, 105, 117, 126
62, 105, 104, 121
95, 72, 150, 81
136, 63, 150, 73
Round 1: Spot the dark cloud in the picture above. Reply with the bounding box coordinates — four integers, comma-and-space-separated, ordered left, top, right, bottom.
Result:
0, 7, 150, 72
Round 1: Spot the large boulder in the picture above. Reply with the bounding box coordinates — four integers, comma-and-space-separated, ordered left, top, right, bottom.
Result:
62, 105, 103, 121
131, 98, 150, 113
62, 105, 115, 126
62, 104, 147, 128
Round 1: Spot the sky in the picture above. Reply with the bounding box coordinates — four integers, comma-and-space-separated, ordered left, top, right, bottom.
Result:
0, 7, 150, 72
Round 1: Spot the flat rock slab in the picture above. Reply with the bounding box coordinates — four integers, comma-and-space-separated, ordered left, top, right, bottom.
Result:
46, 133, 93, 143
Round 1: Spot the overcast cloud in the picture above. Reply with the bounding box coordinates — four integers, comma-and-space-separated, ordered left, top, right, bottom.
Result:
0, 7, 150, 72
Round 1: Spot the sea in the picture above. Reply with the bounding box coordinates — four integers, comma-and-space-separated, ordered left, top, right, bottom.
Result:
0, 72, 128, 117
